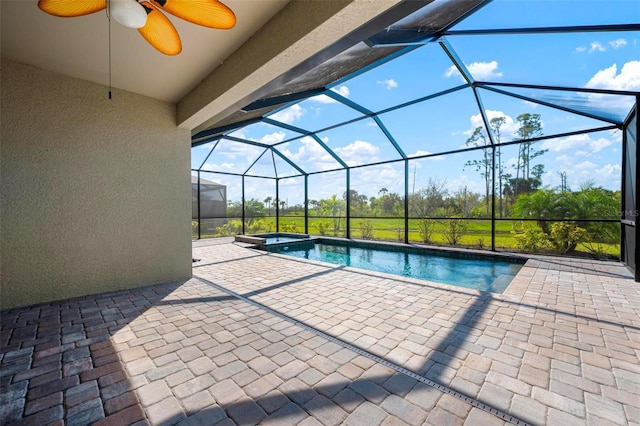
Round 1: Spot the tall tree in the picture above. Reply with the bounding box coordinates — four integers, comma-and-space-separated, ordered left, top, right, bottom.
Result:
531, 164, 545, 183
451, 186, 480, 217
343, 189, 368, 216
558, 171, 569, 193
382, 192, 403, 216
322, 194, 344, 235
263, 196, 273, 216
408, 178, 448, 217
515, 113, 545, 179
463, 126, 492, 214
490, 116, 507, 218
237, 199, 266, 223
308, 199, 319, 214
514, 113, 546, 199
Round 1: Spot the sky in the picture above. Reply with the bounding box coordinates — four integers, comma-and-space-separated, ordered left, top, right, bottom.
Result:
193, 0, 639, 205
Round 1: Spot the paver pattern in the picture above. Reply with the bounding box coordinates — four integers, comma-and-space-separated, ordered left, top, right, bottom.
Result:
1, 237, 639, 425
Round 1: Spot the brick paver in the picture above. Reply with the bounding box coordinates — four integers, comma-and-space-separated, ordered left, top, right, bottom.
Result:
1, 237, 638, 425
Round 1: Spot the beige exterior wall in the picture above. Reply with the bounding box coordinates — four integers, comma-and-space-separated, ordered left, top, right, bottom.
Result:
0, 58, 192, 309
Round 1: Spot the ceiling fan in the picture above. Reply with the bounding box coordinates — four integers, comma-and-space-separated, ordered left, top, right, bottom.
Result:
38, 0, 236, 56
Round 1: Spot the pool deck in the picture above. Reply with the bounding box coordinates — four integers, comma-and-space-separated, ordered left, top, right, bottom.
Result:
1, 237, 639, 425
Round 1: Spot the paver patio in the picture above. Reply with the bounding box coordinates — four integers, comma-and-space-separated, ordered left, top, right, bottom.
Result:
1, 237, 639, 425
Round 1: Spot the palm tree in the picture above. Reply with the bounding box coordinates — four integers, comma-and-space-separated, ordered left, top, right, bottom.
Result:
263, 196, 273, 216
325, 194, 344, 235
308, 199, 319, 214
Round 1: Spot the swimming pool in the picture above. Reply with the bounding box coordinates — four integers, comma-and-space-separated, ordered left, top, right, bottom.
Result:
270, 239, 524, 293
264, 236, 305, 244
234, 233, 314, 250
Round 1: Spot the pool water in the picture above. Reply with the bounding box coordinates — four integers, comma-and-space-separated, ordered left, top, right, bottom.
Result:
265, 236, 308, 244
272, 242, 522, 293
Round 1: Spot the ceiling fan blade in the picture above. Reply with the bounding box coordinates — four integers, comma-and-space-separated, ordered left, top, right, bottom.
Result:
138, 2, 182, 55
150, 0, 236, 30
38, 0, 106, 17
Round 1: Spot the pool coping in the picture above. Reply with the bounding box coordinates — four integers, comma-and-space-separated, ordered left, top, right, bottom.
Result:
237, 233, 528, 264
311, 237, 528, 265
234, 232, 312, 250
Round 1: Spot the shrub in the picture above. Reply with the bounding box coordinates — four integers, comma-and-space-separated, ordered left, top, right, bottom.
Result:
395, 220, 405, 241
316, 221, 331, 236
246, 220, 261, 234
358, 220, 374, 239
443, 217, 468, 246
512, 223, 548, 253
417, 218, 436, 243
281, 222, 298, 233
216, 220, 242, 236
549, 222, 586, 254
581, 222, 618, 257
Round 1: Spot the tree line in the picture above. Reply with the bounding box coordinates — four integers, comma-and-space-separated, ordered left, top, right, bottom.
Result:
214, 110, 623, 255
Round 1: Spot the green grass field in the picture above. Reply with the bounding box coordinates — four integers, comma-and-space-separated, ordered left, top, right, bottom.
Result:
194, 216, 620, 259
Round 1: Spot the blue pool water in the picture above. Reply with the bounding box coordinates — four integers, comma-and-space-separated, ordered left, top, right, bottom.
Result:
265, 236, 308, 244
272, 242, 523, 293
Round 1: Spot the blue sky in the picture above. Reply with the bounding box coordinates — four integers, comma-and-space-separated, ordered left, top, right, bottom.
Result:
193, 0, 639, 205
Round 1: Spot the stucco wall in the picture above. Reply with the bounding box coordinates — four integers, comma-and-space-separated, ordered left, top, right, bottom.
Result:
0, 58, 192, 309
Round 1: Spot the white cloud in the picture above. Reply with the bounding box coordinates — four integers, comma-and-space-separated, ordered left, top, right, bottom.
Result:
445, 174, 483, 194
609, 38, 627, 49
541, 133, 614, 157
585, 61, 640, 91
582, 61, 640, 115
308, 172, 347, 200
311, 85, 351, 104
258, 131, 286, 145
538, 132, 622, 191
227, 129, 247, 140
445, 60, 503, 81
444, 65, 459, 78
505, 156, 519, 169
269, 104, 305, 124
229, 127, 286, 145
377, 79, 398, 90
333, 140, 380, 166
219, 140, 264, 157
577, 39, 627, 54
557, 161, 621, 189
279, 136, 341, 172
333, 85, 350, 98
407, 150, 445, 160
468, 61, 503, 79
350, 164, 404, 196
203, 162, 234, 171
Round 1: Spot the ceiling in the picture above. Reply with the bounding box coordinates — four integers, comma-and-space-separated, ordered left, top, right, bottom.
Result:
0, 0, 290, 104
1, 0, 421, 133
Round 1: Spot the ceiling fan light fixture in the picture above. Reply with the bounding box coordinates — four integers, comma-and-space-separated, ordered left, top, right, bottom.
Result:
38, 0, 236, 55
110, 0, 148, 29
